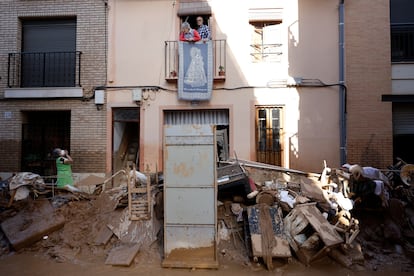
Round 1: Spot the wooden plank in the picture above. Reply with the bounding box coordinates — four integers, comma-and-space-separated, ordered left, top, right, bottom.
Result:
0, 200, 65, 251
247, 206, 291, 259
93, 225, 113, 245
232, 158, 307, 175
130, 204, 149, 211
130, 188, 147, 194
105, 243, 140, 266
297, 204, 343, 246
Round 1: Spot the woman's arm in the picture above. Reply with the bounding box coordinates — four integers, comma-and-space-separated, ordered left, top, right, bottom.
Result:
193, 30, 201, 41
63, 150, 73, 164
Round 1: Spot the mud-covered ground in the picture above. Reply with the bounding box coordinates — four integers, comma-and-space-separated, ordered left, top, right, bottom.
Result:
0, 196, 413, 275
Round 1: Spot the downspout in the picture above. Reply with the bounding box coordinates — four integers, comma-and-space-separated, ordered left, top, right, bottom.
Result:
339, 0, 347, 165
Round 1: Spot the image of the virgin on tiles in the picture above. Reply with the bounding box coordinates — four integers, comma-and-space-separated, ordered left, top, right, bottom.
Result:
184, 46, 207, 89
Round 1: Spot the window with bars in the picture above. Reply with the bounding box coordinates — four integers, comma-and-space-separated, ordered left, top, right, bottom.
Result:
256, 106, 283, 166
390, 0, 414, 62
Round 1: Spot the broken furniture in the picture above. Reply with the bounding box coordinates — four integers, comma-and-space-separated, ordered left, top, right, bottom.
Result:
245, 204, 291, 270
128, 166, 151, 221
217, 162, 253, 202
162, 124, 218, 269
284, 203, 343, 265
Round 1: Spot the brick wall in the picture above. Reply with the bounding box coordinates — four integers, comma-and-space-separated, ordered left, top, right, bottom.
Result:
0, 0, 107, 173
345, 0, 393, 168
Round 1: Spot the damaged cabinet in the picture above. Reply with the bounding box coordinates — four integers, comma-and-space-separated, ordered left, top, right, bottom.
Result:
162, 125, 218, 269
284, 203, 343, 265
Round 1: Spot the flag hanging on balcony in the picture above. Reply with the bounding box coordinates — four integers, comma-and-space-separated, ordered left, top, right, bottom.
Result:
178, 41, 213, 101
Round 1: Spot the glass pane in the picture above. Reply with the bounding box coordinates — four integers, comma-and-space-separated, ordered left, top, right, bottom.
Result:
114, 108, 139, 121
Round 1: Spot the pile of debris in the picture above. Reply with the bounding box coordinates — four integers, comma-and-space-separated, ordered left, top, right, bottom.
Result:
216, 158, 414, 271
0, 168, 162, 267
0, 158, 413, 272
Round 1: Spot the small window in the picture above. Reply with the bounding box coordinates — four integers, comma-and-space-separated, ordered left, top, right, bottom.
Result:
256, 106, 283, 166
250, 21, 282, 62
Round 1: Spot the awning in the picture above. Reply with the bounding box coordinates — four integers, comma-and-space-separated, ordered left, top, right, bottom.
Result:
178, 1, 211, 16
248, 8, 283, 22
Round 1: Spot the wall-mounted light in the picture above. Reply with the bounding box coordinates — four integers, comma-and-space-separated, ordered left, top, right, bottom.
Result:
94, 89, 105, 110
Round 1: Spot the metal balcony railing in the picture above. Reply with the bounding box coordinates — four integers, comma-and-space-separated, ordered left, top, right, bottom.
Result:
391, 24, 414, 62
165, 40, 226, 81
250, 43, 283, 62
8, 51, 82, 88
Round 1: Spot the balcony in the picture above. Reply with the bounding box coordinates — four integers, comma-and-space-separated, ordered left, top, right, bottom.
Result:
250, 43, 283, 63
165, 40, 226, 82
8, 51, 82, 88
391, 24, 414, 62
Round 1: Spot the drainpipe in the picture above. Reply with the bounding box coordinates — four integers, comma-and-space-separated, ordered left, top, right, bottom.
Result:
339, 0, 347, 165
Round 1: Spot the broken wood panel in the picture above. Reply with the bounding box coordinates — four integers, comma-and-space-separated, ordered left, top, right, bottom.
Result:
283, 204, 343, 265
105, 243, 140, 266
247, 205, 291, 258
296, 204, 343, 247
93, 225, 113, 245
0, 200, 65, 251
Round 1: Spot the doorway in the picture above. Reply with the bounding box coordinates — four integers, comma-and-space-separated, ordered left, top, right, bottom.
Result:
112, 108, 140, 176
21, 111, 71, 176
393, 103, 414, 163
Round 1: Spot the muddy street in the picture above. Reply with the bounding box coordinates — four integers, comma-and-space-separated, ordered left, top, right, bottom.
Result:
0, 251, 406, 276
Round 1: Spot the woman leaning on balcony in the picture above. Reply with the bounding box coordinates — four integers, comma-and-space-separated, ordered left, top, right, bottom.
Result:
179, 22, 201, 42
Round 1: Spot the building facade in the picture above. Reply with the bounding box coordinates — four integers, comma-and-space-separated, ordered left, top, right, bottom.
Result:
106, 0, 344, 174
1, 0, 407, 180
0, 0, 107, 180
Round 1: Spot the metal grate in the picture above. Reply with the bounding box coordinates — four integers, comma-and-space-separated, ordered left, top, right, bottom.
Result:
391, 24, 414, 62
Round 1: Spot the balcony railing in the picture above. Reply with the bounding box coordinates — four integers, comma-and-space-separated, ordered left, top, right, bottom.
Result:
8, 51, 82, 88
165, 40, 226, 81
391, 24, 414, 62
250, 43, 282, 62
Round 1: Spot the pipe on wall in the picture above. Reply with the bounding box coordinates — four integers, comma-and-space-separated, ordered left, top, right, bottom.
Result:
339, 0, 347, 165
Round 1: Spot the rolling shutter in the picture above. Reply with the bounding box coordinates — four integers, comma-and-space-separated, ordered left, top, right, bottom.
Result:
393, 103, 414, 135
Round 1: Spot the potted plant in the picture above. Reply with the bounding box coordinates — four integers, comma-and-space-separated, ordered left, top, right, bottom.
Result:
170, 70, 177, 78
218, 65, 225, 76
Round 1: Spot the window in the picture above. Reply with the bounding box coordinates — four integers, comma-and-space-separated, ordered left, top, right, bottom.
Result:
250, 21, 282, 62
20, 18, 78, 87
180, 15, 211, 39
256, 106, 283, 166
390, 0, 414, 62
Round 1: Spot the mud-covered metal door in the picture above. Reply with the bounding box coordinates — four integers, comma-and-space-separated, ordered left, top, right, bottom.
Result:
162, 124, 218, 269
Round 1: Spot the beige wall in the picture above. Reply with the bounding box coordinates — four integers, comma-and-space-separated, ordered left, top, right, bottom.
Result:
107, 0, 342, 173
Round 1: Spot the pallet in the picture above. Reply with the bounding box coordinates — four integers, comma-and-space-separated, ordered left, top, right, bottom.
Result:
128, 167, 151, 221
